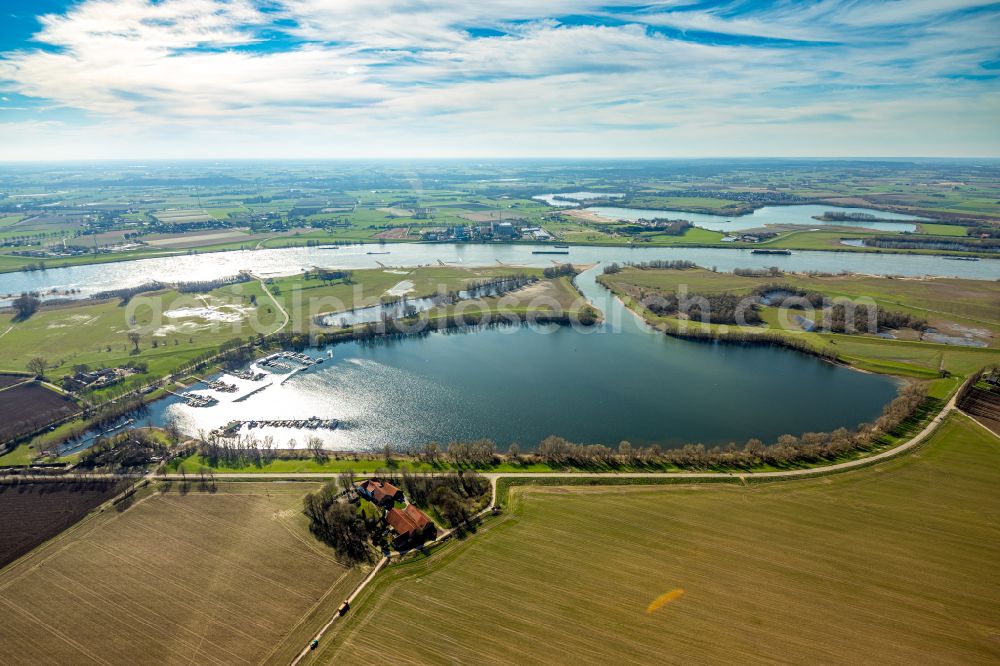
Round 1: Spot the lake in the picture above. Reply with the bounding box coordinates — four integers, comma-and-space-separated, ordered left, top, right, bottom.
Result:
585, 204, 927, 232
145, 267, 900, 452
533, 192, 625, 207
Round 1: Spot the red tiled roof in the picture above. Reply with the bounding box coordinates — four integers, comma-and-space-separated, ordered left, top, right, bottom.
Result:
359, 479, 401, 503
386, 504, 433, 537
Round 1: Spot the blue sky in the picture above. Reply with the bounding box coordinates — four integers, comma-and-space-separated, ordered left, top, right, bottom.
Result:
0, 0, 998, 159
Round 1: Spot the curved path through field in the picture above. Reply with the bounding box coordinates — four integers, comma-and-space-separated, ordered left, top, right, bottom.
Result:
248, 272, 290, 332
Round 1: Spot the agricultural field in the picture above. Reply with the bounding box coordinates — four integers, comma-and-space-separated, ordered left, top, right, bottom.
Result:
0, 382, 79, 443
142, 229, 255, 248
0, 481, 119, 567
150, 209, 216, 225
917, 222, 971, 236
0, 373, 29, 389
0, 482, 365, 665
316, 413, 1000, 665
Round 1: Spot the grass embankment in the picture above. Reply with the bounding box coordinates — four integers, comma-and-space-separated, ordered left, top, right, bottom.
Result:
599, 266, 1000, 378
313, 413, 1000, 665
0, 482, 365, 665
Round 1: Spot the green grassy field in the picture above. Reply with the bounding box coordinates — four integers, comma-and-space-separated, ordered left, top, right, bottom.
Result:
0, 286, 282, 380
918, 222, 971, 236
0, 482, 365, 665
266, 265, 548, 330
314, 413, 1000, 665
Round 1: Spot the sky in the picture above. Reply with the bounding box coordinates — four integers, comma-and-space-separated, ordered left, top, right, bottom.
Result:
0, 0, 998, 160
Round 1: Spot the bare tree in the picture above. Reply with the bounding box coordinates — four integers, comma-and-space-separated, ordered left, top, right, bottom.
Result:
26, 356, 48, 379
337, 470, 355, 494
127, 331, 141, 352
306, 435, 326, 462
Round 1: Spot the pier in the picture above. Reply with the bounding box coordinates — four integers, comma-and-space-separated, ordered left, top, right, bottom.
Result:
212, 417, 340, 438
258, 351, 319, 370
166, 390, 219, 408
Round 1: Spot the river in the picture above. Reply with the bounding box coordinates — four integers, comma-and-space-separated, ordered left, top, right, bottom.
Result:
1, 241, 996, 305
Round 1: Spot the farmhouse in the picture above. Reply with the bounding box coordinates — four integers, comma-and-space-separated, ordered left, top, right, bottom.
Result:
386, 504, 437, 547
357, 479, 404, 508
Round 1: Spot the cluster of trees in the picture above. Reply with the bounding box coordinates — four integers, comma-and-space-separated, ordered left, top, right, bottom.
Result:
863, 236, 999, 254
604, 260, 695, 274
303, 482, 372, 562
197, 434, 280, 467
538, 436, 619, 466
641, 290, 763, 325
445, 439, 498, 466
396, 470, 490, 526
78, 429, 168, 471
459, 273, 536, 298
306, 269, 353, 285
90, 275, 250, 304
734, 266, 783, 277
174, 274, 251, 293
966, 222, 1000, 239
753, 284, 825, 308
11, 292, 41, 321
533, 383, 927, 470
542, 264, 577, 279
93, 282, 165, 304
826, 303, 927, 333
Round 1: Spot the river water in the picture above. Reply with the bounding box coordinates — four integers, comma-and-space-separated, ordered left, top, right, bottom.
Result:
1, 240, 996, 305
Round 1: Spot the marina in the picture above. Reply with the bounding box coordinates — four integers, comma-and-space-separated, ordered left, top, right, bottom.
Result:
212, 417, 340, 438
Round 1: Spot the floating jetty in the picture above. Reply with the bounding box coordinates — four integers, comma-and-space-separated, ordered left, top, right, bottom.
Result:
212, 417, 340, 437
259, 351, 318, 370
231, 369, 267, 381
200, 378, 238, 393
233, 382, 272, 402
532, 250, 570, 255
182, 393, 218, 408
751, 248, 792, 255
943, 256, 979, 261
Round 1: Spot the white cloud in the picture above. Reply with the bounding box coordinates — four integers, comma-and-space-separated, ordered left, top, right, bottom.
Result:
0, 0, 997, 158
